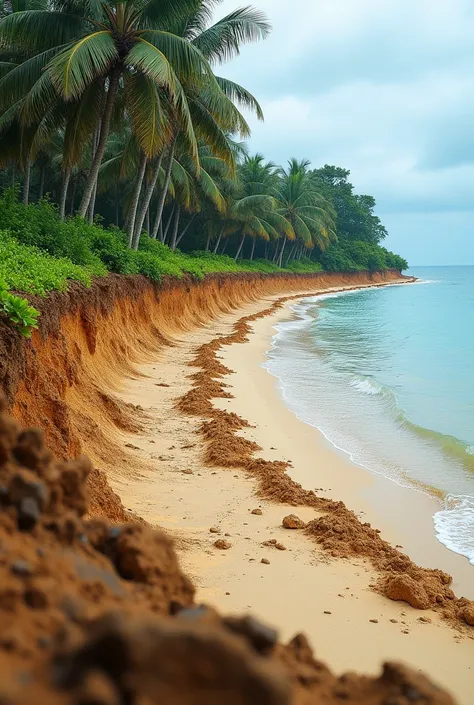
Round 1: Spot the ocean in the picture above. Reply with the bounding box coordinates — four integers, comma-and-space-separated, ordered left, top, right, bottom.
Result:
264, 266, 474, 565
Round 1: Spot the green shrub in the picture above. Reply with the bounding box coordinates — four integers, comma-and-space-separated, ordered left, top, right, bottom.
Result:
286, 257, 323, 273
90, 229, 139, 275
132, 251, 183, 280
0, 279, 39, 338
0, 190, 106, 275
0, 230, 93, 295
0, 192, 407, 307
383, 248, 408, 271
319, 240, 407, 272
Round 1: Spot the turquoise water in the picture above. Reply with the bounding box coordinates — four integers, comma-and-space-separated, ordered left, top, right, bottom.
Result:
264, 266, 474, 564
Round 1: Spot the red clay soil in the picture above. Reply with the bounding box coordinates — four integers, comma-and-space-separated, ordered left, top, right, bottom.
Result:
176, 289, 474, 632
0, 396, 457, 704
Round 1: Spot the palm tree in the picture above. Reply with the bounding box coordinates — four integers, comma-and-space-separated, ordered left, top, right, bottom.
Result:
229, 155, 293, 260
0, 0, 219, 217
142, 2, 269, 242
273, 159, 336, 265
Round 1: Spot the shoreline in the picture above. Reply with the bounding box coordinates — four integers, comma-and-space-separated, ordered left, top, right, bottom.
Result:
103, 277, 474, 705
254, 295, 474, 596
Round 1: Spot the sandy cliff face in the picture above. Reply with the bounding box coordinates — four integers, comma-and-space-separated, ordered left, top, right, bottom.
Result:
0, 270, 406, 518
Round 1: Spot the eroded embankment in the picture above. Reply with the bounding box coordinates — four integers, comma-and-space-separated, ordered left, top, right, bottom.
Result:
0, 395, 457, 704
0, 269, 405, 521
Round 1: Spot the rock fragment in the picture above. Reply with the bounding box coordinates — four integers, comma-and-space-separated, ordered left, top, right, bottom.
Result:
282, 514, 305, 530
214, 540, 231, 550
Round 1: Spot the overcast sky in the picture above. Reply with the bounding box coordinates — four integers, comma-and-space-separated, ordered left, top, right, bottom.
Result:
215, 0, 474, 266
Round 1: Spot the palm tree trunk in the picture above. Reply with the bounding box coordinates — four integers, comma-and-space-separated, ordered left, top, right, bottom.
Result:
59, 169, 71, 221
286, 242, 297, 264
162, 205, 175, 244
176, 215, 195, 247
145, 206, 150, 234
169, 206, 181, 251
115, 185, 119, 226
272, 241, 279, 263
78, 69, 119, 218
277, 236, 287, 267
70, 175, 78, 215
213, 226, 224, 254
134, 153, 163, 241
151, 140, 176, 239
234, 233, 246, 261
249, 238, 256, 260
129, 152, 148, 249
87, 179, 98, 224
220, 238, 228, 255
22, 159, 31, 205
38, 164, 45, 200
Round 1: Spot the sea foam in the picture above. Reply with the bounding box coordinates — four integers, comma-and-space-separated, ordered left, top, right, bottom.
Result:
434, 495, 474, 566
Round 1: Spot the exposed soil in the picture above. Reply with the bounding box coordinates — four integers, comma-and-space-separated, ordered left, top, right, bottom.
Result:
0, 270, 404, 524
0, 394, 457, 704
1, 269, 462, 701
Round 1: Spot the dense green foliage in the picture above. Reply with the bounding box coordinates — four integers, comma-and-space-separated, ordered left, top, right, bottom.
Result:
321, 241, 408, 273
0, 228, 93, 294
0, 2, 407, 334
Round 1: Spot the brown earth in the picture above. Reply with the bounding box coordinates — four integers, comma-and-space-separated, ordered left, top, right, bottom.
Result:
1, 268, 463, 701
0, 394, 457, 704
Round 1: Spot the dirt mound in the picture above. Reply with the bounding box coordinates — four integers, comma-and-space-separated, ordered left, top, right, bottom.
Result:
0, 393, 456, 704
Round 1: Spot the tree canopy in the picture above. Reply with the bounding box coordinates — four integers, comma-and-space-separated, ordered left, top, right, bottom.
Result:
0, 1, 407, 276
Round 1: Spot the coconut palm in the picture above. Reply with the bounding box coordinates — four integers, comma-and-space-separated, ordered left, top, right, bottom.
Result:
229, 155, 293, 260
273, 159, 337, 266
0, 0, 221, 217
140, 2, 269, 242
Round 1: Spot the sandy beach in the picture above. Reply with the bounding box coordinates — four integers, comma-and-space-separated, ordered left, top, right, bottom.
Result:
94, 280, 474, 705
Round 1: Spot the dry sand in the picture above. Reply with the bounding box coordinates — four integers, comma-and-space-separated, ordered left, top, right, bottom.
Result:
111, 283, 474, 705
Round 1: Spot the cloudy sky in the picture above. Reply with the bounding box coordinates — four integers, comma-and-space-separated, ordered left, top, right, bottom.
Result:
215, 0, 474, 266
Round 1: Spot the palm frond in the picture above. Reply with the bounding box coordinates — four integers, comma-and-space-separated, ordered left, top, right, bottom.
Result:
136, 29, 214, 85
0, 10, 84, 52
49, 30, 117, 100
63, 80, 104, 166
215, 75, 263, 120
19, 69, 58, 125
292, 213, 313, 246
0, 47, 61, 113
188, 96, 234, 167
192, 7, 271, 64
184, 0, 220, 39
198, 167, 226, 212
125, 38, 177, 95
124, 73, 168, 158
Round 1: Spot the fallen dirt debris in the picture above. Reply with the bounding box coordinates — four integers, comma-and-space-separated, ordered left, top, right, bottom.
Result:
282, 515, 306, 530
214, 539, 232, 550
174, 293, 474, 631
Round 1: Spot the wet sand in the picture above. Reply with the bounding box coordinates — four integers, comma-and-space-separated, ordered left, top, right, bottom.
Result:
112, 283, 474, 705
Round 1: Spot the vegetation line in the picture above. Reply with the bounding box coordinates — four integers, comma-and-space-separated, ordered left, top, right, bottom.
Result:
0, 1, 407, 337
